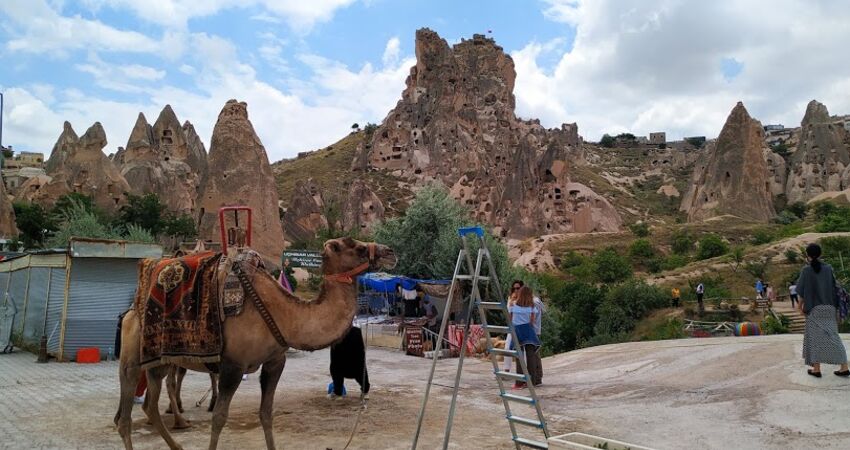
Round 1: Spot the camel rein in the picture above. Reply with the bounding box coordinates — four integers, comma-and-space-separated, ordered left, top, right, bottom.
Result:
323, 243, 377, 284
232, 262, 288, 348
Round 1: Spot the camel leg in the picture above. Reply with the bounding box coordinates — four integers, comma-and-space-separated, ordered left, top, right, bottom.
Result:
144, 366, 184, 450
116, 357, 141, 450
175, 367, 186, 412
165, 367, 191, 429
208, 373, 219, 412
259, 358, 286, 450
208, 364, 243, 450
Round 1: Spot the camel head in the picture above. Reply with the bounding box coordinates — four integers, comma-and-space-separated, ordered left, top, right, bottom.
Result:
321, 237, 397, 275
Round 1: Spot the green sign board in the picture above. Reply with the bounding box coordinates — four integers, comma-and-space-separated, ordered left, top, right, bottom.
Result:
282, 250, 323, 269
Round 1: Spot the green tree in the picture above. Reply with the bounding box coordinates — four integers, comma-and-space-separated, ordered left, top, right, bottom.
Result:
599, 134, 615, 148
696, 234, 728, 260
12, 202, 56, 248
785, 201, 807, 219
592, 247, 633, 283
372, 185, 510, 283
48, 200, 120, 247
750, 228, 775, 245
163, 213, 197, 241
52, 193, 98, 219
815, 206, 850, 232
671, 229, 694, 255
629, 238, 655, 259
727, 245, 745, 272
117, 193, 167, 235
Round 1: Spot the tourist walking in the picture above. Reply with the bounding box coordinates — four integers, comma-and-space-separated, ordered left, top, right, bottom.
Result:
796, 243, 849, 378
509, 286, 542, 388
755, 278, 764, 299
766, 283, 776, 308
696, 282, 705, 312
503, 280, 523, 373
789, 282, 798, 308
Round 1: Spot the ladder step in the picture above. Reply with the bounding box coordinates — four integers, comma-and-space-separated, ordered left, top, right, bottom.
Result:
490, 348, 518, 358
485, 325, 510, 334
507, 415, 545, 429
514, 437, 548, 449
495, 371, 527, 381
479, 301, 504, 309
500, 392, 535, 405
455, 275, 490, 281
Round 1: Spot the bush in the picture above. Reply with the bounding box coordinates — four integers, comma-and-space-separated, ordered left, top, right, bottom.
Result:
644, 318, 686, 341
541, 280, 604, 355
671, 229, 694, 255
785, 248, 802, 264
560, 250, 586, 271
761, 314, 790, 335
580, 332, 630, 349
595, 280, 667, 337
592, 248, 633, 283
599, 134, 615, 148
660, 254, 689, 271
47, 200, 121, 248
751, 229, 775, 245
816, 206, 850, 232
785, 202, 807, 219
12, 202, 56, 248
821, 236, 850, 282
628, 222, 650, 237
811, 201, 838, 219
743, 256, 771, 280
696, 234, 729, 260
629, 238, 655, 259
774, 210, 799, 225
727, 246, 746, 272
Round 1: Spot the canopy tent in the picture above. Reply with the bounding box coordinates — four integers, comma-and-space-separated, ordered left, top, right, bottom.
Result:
356, 272, 453, 317
356, 272, 451, 293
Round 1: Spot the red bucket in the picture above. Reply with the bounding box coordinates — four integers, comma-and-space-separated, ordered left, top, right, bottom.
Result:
76, 347, 101, 363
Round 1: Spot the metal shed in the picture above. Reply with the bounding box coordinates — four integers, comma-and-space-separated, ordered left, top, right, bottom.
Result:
0, 238, 162, 361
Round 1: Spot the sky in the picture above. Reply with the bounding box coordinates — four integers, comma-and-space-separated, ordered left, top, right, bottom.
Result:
1, 0, 849, 162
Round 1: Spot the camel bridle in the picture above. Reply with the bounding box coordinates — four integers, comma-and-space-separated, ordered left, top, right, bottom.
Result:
323, 243, 378, 285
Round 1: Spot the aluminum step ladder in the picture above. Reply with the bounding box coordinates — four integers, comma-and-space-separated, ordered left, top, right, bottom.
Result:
411, 226, 549, 449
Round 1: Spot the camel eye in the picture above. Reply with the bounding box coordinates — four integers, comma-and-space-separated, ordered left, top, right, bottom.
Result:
356, 246, 369, 257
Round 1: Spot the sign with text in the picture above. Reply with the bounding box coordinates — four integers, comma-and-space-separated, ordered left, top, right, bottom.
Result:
405, 326, 424, 356
282, 250, 323, 269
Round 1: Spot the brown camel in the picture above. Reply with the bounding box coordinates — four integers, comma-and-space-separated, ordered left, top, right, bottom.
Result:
114, 237, 397, 450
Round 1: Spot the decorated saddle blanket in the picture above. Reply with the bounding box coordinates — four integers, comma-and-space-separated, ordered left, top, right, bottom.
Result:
217, 249, 266, 318
135, 251, 223, 369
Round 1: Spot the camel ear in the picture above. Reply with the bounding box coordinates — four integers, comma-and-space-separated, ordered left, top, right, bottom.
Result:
341, 236, 355, 247
326, 240, 341, 253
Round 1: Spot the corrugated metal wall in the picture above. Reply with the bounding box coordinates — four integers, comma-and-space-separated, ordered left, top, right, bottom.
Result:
62, 258, 139, 360
7, 269, 28, 338
21, 268, 51, 347
45, 268, 66, 354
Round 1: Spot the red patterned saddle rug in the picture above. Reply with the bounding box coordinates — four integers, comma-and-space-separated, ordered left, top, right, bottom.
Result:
134, 251, 223, 369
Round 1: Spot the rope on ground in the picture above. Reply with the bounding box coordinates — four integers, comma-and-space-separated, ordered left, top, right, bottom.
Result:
196, 387, 212, 407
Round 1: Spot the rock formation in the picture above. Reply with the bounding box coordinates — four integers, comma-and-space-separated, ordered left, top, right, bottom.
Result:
36, 122, 131, 212
339, 179, 385, 234
281, 178, 328, 244
0, 178, 19, 237
785, 100, 850, 203
764, 148, 787, 198
117, 106, 207, 215
351, 28, 619, 237
196, 100, 285, 263
680, 102, 775, 222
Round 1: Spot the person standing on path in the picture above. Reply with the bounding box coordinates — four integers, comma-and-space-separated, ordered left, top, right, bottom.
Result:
509, 286, 542, 388
696, 282, 705, 312
796, 243, 850, 378
503, 280, 523, 373
755, 278, 764, 299
671, 287, 681, 307
766, 283, 776, 308
789, 282, 798, 308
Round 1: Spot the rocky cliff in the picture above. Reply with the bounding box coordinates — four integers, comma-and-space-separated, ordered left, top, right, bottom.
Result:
196, 100, 285, 263
0, 179, 18, 237
118, 105, 207, 215
339, 178, 385, 234
351, 28, 620, 237
36, 122, 131, 212
785, 100, 850, 203
281, 178, 328, 244
680, 102, 775, 222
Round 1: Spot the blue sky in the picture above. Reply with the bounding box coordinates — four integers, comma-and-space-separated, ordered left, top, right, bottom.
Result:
2, 1, 849, 161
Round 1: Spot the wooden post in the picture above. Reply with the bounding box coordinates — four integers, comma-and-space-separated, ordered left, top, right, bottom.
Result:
58, 256, 72, 361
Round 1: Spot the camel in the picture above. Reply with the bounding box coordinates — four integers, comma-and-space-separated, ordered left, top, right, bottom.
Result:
114, 237, 397, 450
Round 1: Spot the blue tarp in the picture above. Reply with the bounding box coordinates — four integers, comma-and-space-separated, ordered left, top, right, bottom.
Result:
357, 272, 450, 293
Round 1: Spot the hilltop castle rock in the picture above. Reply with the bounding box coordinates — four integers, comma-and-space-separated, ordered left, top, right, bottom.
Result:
117, 106, 207, 215
351, 28, 619, 237
0, 178, 18, 237
34, 122, 131, 212
785, 100, 850, 203
681, 102, 775, 222
196, 100, 285, 263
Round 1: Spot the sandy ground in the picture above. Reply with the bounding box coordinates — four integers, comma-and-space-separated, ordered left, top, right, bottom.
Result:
3, 334, 850, 449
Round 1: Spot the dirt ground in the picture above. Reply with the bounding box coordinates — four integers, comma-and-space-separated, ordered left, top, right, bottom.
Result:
3, 334, 850, 449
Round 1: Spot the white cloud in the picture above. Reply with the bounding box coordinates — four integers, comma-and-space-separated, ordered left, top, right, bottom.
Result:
74, 54, 164, 93
1, 0, 160, 55
519, 0, 850, 140
382, 36, 400, 67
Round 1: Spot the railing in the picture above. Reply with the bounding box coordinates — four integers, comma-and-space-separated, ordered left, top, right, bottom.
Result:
420, 326, 462, 357
683, 319, 735, 337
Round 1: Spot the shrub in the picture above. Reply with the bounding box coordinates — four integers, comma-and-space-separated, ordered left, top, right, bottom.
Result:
811, 201, 838, 219
744, 257, 771, 280
751, 229, 775, 245
599, 134, 615, 148
592, 247, 633, 283
671, 229, 694, 255
644, 318, 686, 341
761, 314, 790, 335
696, 234, 728, 260
785, 248, 802, 264
727, 246, 745, 272
628, 222, 650, 237
821, 236, 850, 282
580, 332, 630, 348
774, 210, 799, 225
596, 280, 667, 336
12, 201, 56, 248
560, 250, 586, 271
816, 206, 850, 232
629, 238, 655, 259
661, 254, 689, 271
542, 281, 604, 354
785, 202, 807, 219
